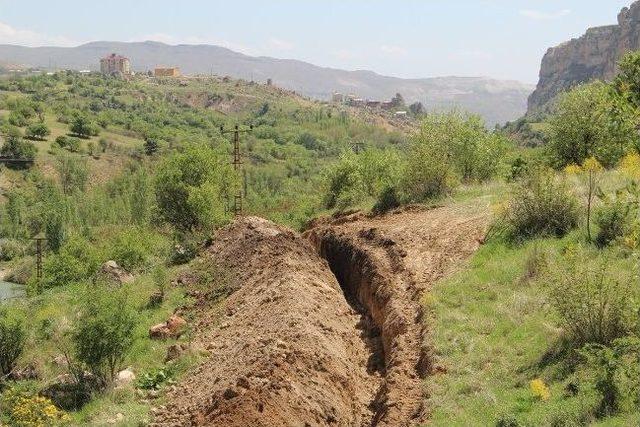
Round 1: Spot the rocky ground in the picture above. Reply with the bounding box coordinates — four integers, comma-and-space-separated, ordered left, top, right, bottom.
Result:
153, 203, 488, 426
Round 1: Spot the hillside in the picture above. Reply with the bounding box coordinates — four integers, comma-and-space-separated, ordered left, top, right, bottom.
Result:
528, 0, 640, 114
0, 41, 534, 125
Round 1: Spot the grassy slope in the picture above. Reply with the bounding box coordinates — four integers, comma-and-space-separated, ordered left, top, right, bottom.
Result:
426, 173, 640, 426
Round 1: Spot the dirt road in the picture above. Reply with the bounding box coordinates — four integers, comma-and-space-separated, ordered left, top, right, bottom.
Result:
154, 204, 488, 426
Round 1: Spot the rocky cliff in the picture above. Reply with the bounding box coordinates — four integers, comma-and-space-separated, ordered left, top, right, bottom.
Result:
528, 1, 640, 114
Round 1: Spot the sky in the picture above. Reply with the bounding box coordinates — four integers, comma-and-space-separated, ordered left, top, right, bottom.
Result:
0, 0, 635, 83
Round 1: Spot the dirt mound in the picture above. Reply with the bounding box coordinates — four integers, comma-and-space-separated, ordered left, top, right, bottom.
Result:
305, 203, 488, 425
153, 217, 380, 426
154, 204, 488, 426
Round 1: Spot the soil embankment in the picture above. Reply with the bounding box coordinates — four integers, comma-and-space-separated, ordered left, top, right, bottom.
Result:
154, 204, 488, 426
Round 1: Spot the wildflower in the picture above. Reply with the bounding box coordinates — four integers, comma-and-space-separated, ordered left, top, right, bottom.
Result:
530, 378, 551, 401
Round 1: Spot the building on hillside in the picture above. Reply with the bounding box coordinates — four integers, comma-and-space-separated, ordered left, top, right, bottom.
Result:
154, 67, 181, 77
100, 53, 131, 76
331, 92, 345, 103
366, 100, 381, 108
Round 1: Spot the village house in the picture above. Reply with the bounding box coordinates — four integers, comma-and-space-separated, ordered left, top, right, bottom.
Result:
154, 67, 181, 78
100, 53, 131, 76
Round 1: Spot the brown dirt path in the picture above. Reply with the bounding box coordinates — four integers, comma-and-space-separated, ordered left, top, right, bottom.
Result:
153, 203, 488, 426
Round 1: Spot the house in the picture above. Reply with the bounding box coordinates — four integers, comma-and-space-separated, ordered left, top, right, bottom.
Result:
100, 53, 131, 76
331, 92, 345, 103
366, 100, 381, 108
154, 67, 181, 78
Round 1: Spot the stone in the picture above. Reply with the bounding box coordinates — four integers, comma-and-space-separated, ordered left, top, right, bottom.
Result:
115, 368, 136, 386
149, 314, 187, 340
529, 1, 640, 114
99, 260, 134, 285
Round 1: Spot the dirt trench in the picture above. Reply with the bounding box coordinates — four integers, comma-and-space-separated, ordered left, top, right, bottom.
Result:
153, 205, 487, 427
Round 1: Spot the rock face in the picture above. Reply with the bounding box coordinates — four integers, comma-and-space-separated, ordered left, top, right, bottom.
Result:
528, 1, 640, 114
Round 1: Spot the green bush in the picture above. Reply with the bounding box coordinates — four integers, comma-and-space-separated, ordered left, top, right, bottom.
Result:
108, 228, 156, 271
24, 122, 50, 140
155, 144, 233, 231
54, 135, 82, 152
402, 137, 457, 202
41, 236, 100, 289
545, 249, 637, 349
0, 309, 26, 376
504, 169, 580, 241
0, 238, 25, 261
595, 197, 633, 248
372, 186, 400, 215
72, 286, 137, 384
0, 136, 37, 162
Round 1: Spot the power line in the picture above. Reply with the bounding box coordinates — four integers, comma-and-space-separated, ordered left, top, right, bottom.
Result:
220, 124, 253, 216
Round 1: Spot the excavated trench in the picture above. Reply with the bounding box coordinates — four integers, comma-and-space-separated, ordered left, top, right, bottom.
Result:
309, 229, 429, 427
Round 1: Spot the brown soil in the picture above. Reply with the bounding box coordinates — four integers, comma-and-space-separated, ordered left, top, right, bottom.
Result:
153, 204, 488, 426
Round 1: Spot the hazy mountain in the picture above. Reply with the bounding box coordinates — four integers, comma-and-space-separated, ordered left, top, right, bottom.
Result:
0, 41, 534, 125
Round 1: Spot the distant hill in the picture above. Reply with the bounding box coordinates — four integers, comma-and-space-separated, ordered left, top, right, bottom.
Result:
0, 41, 534, 125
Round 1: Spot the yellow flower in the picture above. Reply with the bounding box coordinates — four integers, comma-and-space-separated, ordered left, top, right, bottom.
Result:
530, 378, 551, 401
564, 164, 582, 175
620, 152, 640, 179
582, 157, 604, 173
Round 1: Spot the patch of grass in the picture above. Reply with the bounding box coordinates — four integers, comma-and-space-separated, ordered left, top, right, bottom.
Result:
425, 236, 575, 426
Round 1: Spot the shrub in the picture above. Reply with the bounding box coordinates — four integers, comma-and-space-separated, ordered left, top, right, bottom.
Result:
595, 197, 633, 248
54, 135, 81, 152
136, 365, 176, 390
108, 228, 157, 271
72, 286, 137, 384
155, 144, 232, 231
504, 169, 580, 241
545, 249, 637, 348
0, 136, 37, 162
0, 238, 25, 261
41, 236, 100, 289
372, 186, 400, 214
402, 139, 457, 202
24, 122, 50, 140
69, 115, 99, 138
1, 387, 68, 426
0, 310, 26, 376
56, 154, 88, 195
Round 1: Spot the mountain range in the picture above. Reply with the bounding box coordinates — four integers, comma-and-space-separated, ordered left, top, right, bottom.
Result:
0, 41, 534, 125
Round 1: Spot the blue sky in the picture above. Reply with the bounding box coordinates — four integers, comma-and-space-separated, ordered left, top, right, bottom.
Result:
0, 0, 634, 82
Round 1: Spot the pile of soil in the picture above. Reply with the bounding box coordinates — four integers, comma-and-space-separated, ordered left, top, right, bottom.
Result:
154, 204, 488, 426
153, 217, 380, 426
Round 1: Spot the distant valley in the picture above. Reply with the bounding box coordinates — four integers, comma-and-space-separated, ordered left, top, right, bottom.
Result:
0, 41, 534, 125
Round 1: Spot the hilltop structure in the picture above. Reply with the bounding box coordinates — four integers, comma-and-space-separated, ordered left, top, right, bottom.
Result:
100, 53, 131, 77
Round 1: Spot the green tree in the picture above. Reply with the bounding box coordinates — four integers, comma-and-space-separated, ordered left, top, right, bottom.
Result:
549, 82, 636, 168
155, 144, 232, 231
0, 136, 37, 163
56, 155, 88, 195
72, 287, 136, 384
143, 137, 159, 156
0, 310, 26, 376
24, 122, 51, 140
70, 115, 99, 138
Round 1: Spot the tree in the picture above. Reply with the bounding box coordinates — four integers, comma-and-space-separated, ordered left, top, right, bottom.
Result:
25, 122, 51, 140
549, 82, 636, 168
409, 102, 424, 116
143, 137, 159, 156
0, 310, 26, 376
70, 115, 99, 138
391, 93, 405, 108
56, 154, 88, 195
72, 287, 136, 384
155, 144, 232, 231
614, 51, 640, 108
0, 136, 37, 163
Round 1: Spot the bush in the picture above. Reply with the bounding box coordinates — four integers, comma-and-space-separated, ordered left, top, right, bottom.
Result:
0, 136, 37, 162
0, 238, 25, 261
24, 122, 50, 140
402, 138, 457, 202
41, 236, 100, 289
108, 228, 157, 271
155, 144, 233, 231
54, 135, 81, 152
72, 286, 137, 384
1, 386, 68, 426
69, 115, 99, 138
0, 310, 26, 376
595, 197, 633, 248
504, 169, 580, 241
545, 249, 637, 348
372, 186, 400, 214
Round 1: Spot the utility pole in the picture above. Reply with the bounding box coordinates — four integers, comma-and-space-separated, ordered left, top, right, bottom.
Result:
31, 233, 47, 292
220, 124, 253, 216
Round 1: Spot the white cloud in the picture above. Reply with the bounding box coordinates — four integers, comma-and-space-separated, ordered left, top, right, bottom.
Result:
268, 37, 294, 51
0, 21, 78, 46
380, 44, 408, 57
519, 9, 571, 20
